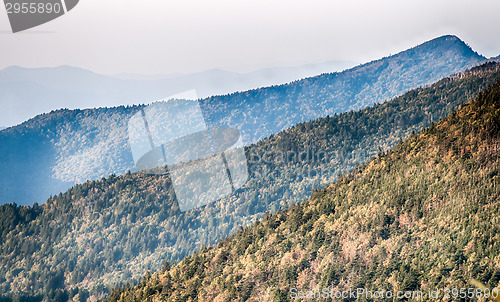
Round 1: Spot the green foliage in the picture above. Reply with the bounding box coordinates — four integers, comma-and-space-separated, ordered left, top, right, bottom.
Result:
107, 80, 500, 301
1, 64, 500, 300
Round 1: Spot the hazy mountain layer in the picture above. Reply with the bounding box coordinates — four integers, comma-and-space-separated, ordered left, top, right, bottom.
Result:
0, 61, 357, 128
0, 35, 488, 205
200, 35, 486, 143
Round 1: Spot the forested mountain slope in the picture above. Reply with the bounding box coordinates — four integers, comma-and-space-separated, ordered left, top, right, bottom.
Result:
201, 35, 485, 143
0, 107, 141, 206
0, 63, 498, 301
0, 35, 486, 205
108, 74, 500, 302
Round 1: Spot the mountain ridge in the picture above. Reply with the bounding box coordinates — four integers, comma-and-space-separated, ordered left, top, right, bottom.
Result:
0, 35, 489, 205
107, 74, 500, 302
491, 55, 500, 62
1, 63, 499, 301
199, 35, 486, 143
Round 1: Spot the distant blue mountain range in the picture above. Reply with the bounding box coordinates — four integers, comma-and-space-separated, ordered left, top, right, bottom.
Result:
0, 35, 489, 205
0, 60, 357, 128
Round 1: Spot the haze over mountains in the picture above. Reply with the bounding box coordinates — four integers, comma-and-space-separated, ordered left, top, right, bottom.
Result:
0, 60, 357, 129
200, 35, 486, 143
0, 35, 489, 205
0, 31, 499, 301
109, 79, 500, 302
1, 62, 498, 301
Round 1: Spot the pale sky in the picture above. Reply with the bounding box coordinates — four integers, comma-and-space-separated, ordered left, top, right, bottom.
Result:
0, 0, 499, 75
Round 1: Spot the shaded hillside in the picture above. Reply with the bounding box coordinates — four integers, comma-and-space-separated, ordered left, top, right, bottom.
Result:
0, 35, 486, 205
0, 106, 141, 205
108, 76, 500, 302
0, 63, 499, 301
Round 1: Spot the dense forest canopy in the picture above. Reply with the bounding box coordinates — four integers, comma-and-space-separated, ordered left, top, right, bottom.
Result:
108, 75, 500, 302
0, 63, 498, 301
